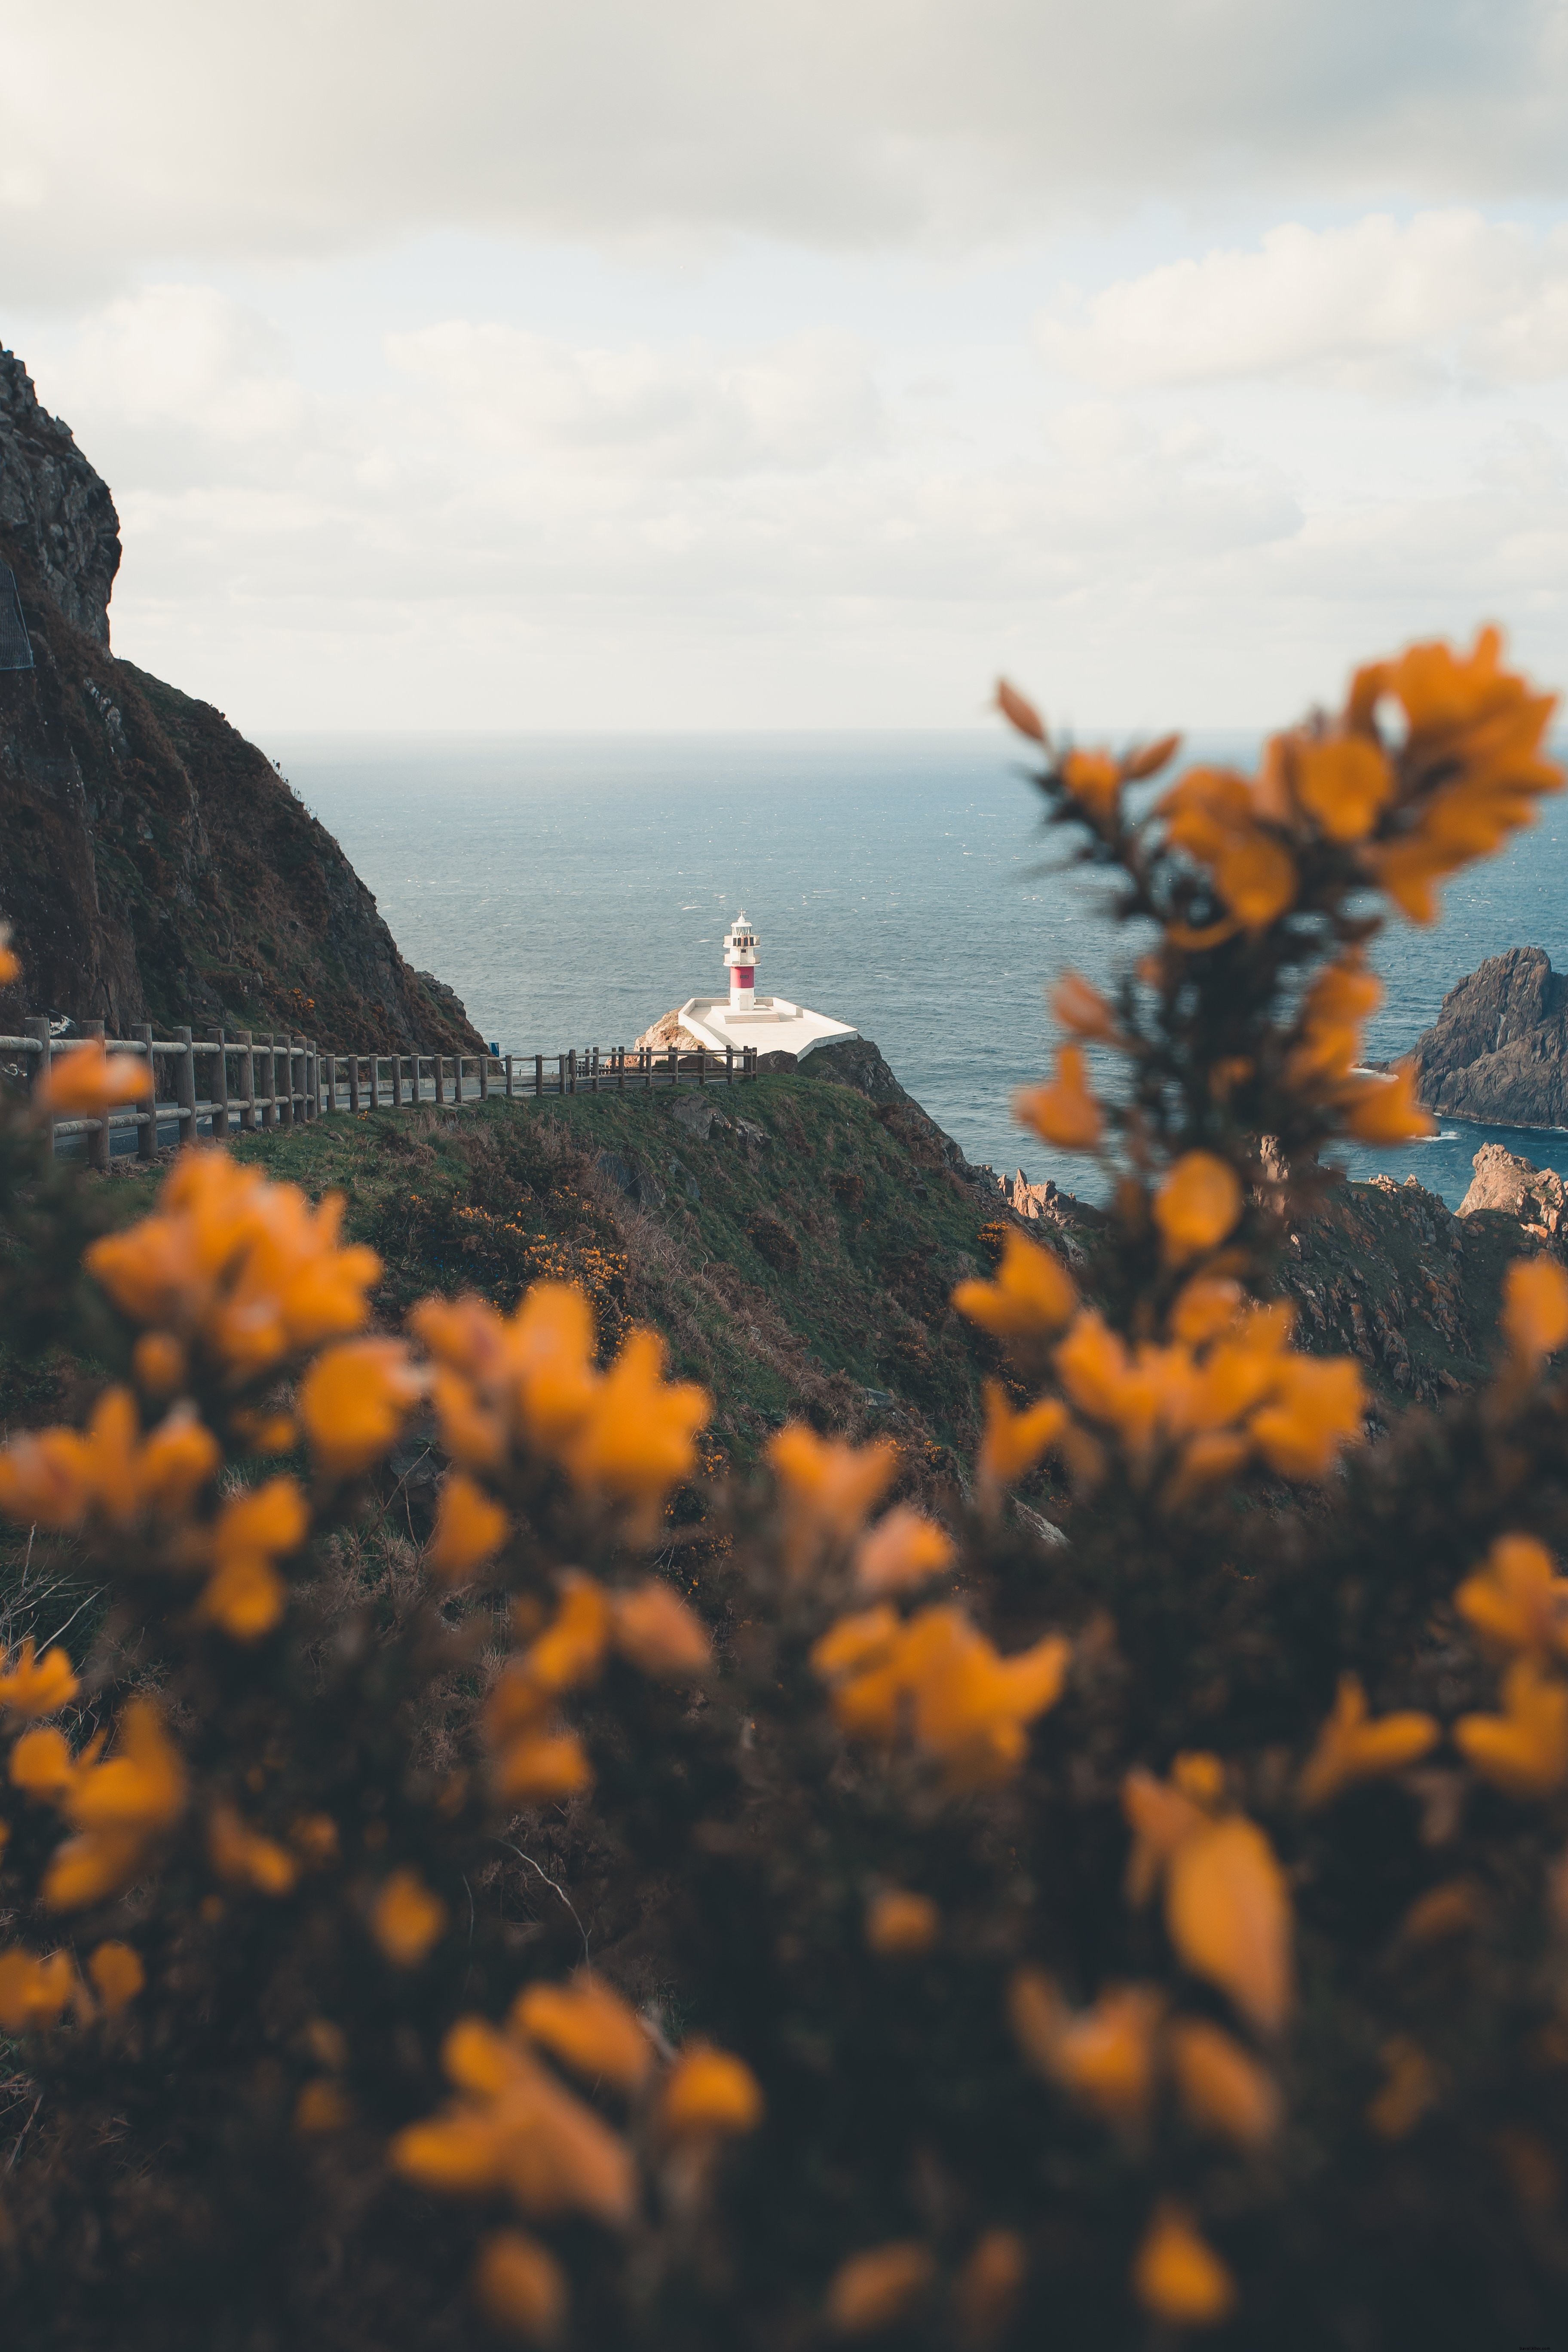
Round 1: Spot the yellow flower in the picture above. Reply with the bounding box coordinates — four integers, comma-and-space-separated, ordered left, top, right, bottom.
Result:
0, 924, 18, 989
854, 1506, 955, 1597
1165, 1816, 1294, 2037
1248, 1354, 1365, 1480
1339, 1063, 1435, 1145
472, 2230, 568, 2343
976, 1383, 1069, 1497
40, 1040, 155, 1114
298, 1338, 424, 1476
1455, 1534, 1568, 1660
0, 1388, 218, 1533
953, 2230, 1027, 2346
658, 2044, 765, 2138
1285, 955, 1383, 1090
1501, 1255, 1568, 1366
609, 1581, 713, 1678
1153, 1153, 1243, 1265
952, 1229, 1078, 1341
0, 1638, 79, 1720
824, 2242, 936, 2337
559, 1329, 710, 1521
511, 1973, 654, 2095
865, 1890, 939, 1956
1014, 1044, 1102, 1152
1159, 765, 1296, 928
87, 1940, 145, 2015
1279, 729, 1394, 842
769, 1426, 900, 1571
427, 1471, 511, 1583
815, 1604, 1069, 1788
1050, 969, 1122, 1044
1120, 1761, 1219, 1906
1455, 1656, 1568, 1799
995, 677, 1046, 742
197, 1475, 309, 1640
493, 1730, 593, 1807
1167, 2018, 1282, 2149
1366, 2036, 1439, 2140
44, 1699, 187, 1911
1009, 1968, 1163, 2126
1132, 2203, 1236, 2328
371, 1868, 447, 1966
1061, 747, 1123, 818
1297, 1675, 1439, 1809
132, 1330, 188, 1399
393, 2018, 638, 2227
208, 1803, 299, 1896
0, 1947, 77, 2034
86, 1153, 381, 1378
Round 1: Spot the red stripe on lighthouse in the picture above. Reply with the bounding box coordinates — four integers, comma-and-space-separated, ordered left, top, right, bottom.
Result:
732, 967, 754, 987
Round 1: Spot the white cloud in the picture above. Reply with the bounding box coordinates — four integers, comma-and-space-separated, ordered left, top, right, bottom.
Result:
4, 2, 1568, 298
1040, 211, 1568, 393
386, 324, 882, 475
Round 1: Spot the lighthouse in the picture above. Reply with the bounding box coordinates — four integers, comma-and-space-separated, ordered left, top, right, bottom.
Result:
724, 911, 758, 1011
635, 907, 858, 1063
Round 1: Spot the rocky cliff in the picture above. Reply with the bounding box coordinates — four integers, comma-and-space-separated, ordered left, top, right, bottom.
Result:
0, 347, 481, 1055
1411, 946, 1568, 1127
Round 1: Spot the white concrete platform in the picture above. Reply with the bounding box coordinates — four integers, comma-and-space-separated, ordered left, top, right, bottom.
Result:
676, 993, 857, 1061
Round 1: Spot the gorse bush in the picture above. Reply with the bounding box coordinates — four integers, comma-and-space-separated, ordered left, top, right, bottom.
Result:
2, 627, 1568, 2350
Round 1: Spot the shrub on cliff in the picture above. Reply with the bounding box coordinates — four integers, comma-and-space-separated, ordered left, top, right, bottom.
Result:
1, 628, 1568, 2350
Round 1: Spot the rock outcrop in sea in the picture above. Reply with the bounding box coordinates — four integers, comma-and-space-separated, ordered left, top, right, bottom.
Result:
1412, 946, 1568, 1129
0, 346, 482, 1054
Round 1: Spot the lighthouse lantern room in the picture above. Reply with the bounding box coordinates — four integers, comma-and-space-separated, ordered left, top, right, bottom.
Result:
724, 912, 759, 1011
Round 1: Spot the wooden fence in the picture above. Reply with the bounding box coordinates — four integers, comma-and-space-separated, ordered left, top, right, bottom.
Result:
1, 1022, 760, 1166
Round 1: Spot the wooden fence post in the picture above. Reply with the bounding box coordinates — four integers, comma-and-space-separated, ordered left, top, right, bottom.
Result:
566, 1047, 575, 1096
504, 1053, 514, 1099
643, 1047, 652, 1091
433, 1050, 446, 1107
726, 1044, 734, 1086
534, 1054, 543, 1099
616, 1047, 625, 1094
80, 1019, 109, 1169
235, 1031, 255, 1130
479, 1049, 490, 1102
208, 1029, 230, 1138
134, 1023, 157, 1158
348, 1051, 361, 1114
174, 1025, 196, 1142
24, 1017, 53, 1159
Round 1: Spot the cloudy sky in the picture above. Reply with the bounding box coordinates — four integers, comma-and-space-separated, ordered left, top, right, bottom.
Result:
5, 0, 1568, 735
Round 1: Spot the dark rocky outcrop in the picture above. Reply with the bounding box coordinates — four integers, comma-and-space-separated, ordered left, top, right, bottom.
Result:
1412, 946, 1568, 1128
0, 346, 481, 1055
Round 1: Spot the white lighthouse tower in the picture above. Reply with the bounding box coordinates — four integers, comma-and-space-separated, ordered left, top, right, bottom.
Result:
636, 907, 858, 1063
724, 911, 759, 1011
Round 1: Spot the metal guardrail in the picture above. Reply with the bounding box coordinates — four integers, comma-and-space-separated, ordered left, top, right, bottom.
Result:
0, 1025, 760, 1165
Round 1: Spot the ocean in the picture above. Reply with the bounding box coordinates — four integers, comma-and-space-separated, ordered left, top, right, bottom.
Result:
268, 729, 1568, 1213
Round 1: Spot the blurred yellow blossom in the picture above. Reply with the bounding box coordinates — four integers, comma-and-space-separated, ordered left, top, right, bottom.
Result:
658, 2045, 765, 2139
0, 1638, 79, 1719
197, 1474, 309, 1640
0, 1946, 76, 2033
609, 1580, 712, 1678
865, 1889, 938, 1956
1297, 1675, 1439, 1809
1166, 1816, 1295, 2036
512, 1973, 653, 2095
813, 1602, 1069, 1788
208, 1804, 299, 1896
1009, 1968, 1163, 2126
299, 1338, 424, 1476
472, 2229, 568, 2343
1501, 1255, 1568, 1367
952, 1228, 1078, 1341
769, 1425, 900, 1571
1015, 1044, 1102, 1152
87, 1939, 145, 2014
824, 2242, 936, 2337
1132, 2202, 1236, 2328
427, 1470, 511, 1583
40, 1040, 155, 1115
1456, 1534, 1568, 1660
976, 1382, 1069, 1497
44, 1699, 187, 1911
1153, 1154, 1243, 1265
1455, 1657, 1568, 1799
854, 1505, 955, 1597
1167, 2018, 1282, 2149
371, 1868, 447, 1966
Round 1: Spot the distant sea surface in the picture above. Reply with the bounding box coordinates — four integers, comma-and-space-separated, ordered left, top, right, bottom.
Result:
269, 730, 1568, 1212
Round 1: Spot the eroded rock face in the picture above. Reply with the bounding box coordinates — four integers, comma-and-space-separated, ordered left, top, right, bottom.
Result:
636, 1009, 705, 1052
0, 350, 120, 646
1458, 1142, 1568, 1229
0, 349, 481, 1052
1412, 947, 1568, 1128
